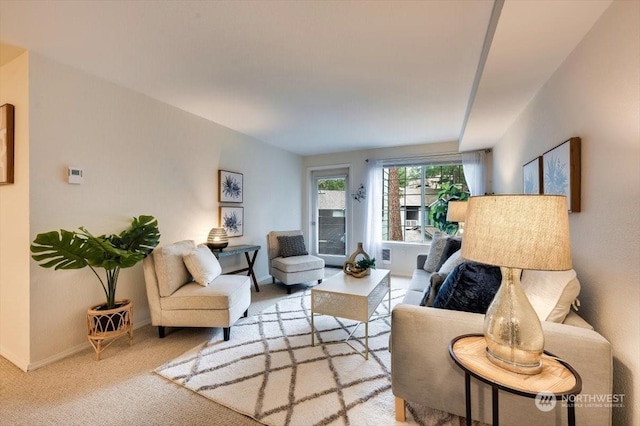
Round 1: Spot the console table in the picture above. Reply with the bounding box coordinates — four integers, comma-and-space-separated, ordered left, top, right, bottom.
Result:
212, 244, 261, 292
449, 334, 582, 426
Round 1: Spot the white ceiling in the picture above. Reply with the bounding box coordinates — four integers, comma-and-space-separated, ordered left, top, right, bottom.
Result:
0, 0, 611, 156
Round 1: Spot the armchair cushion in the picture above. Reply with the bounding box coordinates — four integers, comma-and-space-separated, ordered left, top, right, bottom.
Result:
272, 255, 324, 273
153, 240, 196, 297
277, 235, 309, 257
160, 275, 250, 311
183, 244, 222, 286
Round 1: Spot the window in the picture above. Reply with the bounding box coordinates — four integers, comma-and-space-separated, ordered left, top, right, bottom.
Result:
381, 162, 468, 243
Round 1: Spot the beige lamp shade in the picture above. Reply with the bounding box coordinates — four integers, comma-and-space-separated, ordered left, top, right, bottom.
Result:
461, 195, 572, 374
446, 201, 468, 223
207, 227, 229, 250
462, 195, 572, 271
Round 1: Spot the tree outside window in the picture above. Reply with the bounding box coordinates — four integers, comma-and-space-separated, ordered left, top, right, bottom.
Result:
382, 164, 468, 243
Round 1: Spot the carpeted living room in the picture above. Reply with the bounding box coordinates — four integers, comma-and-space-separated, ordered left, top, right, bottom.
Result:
1, 1, 638, 426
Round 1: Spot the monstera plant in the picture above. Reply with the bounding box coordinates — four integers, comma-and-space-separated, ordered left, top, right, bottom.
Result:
30, 215, 160, 310
429, 182, 469, 235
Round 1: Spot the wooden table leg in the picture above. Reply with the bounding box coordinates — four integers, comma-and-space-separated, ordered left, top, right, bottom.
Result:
244, 250, 260, 292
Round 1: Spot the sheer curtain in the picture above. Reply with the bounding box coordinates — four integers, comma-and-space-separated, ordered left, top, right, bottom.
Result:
364, 159, 383, 261
461, 150, 487, 196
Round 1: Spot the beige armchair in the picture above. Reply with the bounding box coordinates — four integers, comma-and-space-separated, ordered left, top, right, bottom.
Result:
143, 240, 251, 340
267, 230, 325, 294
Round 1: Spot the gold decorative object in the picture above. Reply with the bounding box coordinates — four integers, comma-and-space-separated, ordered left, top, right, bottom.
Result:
343, 242, 373, 278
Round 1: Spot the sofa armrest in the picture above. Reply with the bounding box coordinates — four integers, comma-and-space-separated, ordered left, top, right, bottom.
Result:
416, 254, 428, 269
391, 304, 612, 426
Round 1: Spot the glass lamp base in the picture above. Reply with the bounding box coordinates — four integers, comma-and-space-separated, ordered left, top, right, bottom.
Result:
484, 266, 544, 375
486, 344, 543, 375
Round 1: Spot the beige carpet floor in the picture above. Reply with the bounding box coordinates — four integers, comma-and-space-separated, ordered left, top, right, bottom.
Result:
0, 271, 470, 426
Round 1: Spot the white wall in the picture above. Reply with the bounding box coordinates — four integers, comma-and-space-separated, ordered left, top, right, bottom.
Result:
303, 141, 460, 276
492, 2, 639, 425
0, 52, 303, 369
0, 52, 31, 370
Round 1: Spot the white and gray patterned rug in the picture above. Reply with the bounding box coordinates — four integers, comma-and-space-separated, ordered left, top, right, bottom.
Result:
155, 288, 463, 426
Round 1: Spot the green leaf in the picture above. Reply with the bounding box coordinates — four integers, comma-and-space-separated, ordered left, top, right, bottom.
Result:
30, 230, 90, 270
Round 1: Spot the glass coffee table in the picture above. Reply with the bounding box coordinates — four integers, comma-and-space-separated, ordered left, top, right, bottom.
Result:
311, 269, 391, 359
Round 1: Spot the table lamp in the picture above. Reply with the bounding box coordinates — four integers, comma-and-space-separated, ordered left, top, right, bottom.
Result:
207, 227, 229, 250
461, 195, 571, 374
446, 201, 468, 235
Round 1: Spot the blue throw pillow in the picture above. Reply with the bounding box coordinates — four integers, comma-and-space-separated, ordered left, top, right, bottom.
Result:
432, 262, 502, 314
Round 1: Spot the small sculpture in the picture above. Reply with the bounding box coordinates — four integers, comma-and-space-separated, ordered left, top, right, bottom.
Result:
343, 242, 376, 278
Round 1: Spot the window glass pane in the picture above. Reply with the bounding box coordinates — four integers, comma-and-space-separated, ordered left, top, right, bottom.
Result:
317, 178, 346, 255
381, 162, 468, 243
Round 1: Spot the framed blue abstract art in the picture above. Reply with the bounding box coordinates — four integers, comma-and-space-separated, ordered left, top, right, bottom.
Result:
523, 156, 543, 195
219, 170, 243, 203
220, 206, 243, 237
543, 137, 581, 212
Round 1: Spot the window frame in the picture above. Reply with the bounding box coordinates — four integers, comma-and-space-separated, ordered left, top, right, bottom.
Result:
380, 159, 468, 244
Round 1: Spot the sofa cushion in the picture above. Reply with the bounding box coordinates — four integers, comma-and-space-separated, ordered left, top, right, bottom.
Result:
183, 244, 222, 286
432, 262, 502, 313
408, 268, 432, 292
521, 269, 581, 323
423, 233, 461, 273
153, 240, 196, 297
420, 272, 449, 306
277, 235, 309, 258
160, 274, 250, 311
438, 249, 464, 275
272, 254, 324, 273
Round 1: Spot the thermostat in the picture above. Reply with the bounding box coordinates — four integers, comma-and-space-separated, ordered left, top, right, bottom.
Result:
68, 166, 83, 184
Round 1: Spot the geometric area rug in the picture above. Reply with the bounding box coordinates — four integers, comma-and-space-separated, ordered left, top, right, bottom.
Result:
155, 287, 465, 426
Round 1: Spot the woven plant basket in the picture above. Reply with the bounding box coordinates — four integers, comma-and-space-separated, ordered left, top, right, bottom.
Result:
86, 299, 133, 360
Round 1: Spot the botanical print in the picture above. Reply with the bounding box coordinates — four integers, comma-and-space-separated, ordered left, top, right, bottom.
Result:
0, 127, 7, 183
220, 207, 243, 237
219, 170, 243, 203
523, 157, 541, 194
543, 141, 570, 208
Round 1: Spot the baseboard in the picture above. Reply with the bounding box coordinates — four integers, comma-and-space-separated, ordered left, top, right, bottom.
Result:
26, 317, 152, 371
0, 346, 29, 372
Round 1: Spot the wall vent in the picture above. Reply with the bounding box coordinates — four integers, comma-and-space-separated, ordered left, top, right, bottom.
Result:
382, 248, 391, 263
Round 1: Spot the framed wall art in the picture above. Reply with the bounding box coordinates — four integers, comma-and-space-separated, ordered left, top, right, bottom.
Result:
220, 206, 244, 237
543, 137, 581, 212
523, 156, 543, 194
0, 104, 15, 185
219, 170, 243, 203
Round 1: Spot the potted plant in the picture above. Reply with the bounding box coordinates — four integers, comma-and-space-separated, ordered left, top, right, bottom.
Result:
30, 215, 160, 359
429, 182, 469, 235
343, 242, 377, 278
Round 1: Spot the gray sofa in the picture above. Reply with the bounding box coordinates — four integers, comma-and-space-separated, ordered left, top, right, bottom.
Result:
391, 254, 613, 426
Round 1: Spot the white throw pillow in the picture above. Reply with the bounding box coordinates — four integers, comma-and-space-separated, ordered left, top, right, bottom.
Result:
183, 244, 222, 286
438, 249, 464, 275
521, 269, 581, 323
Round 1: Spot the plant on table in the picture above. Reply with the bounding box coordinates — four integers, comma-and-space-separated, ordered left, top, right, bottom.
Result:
355, 257, 376, 271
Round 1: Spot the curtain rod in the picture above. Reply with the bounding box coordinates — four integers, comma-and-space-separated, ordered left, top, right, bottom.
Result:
366, 148, 490, 163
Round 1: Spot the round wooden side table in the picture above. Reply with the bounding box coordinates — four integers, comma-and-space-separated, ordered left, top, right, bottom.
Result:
449, 334, 582, 426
